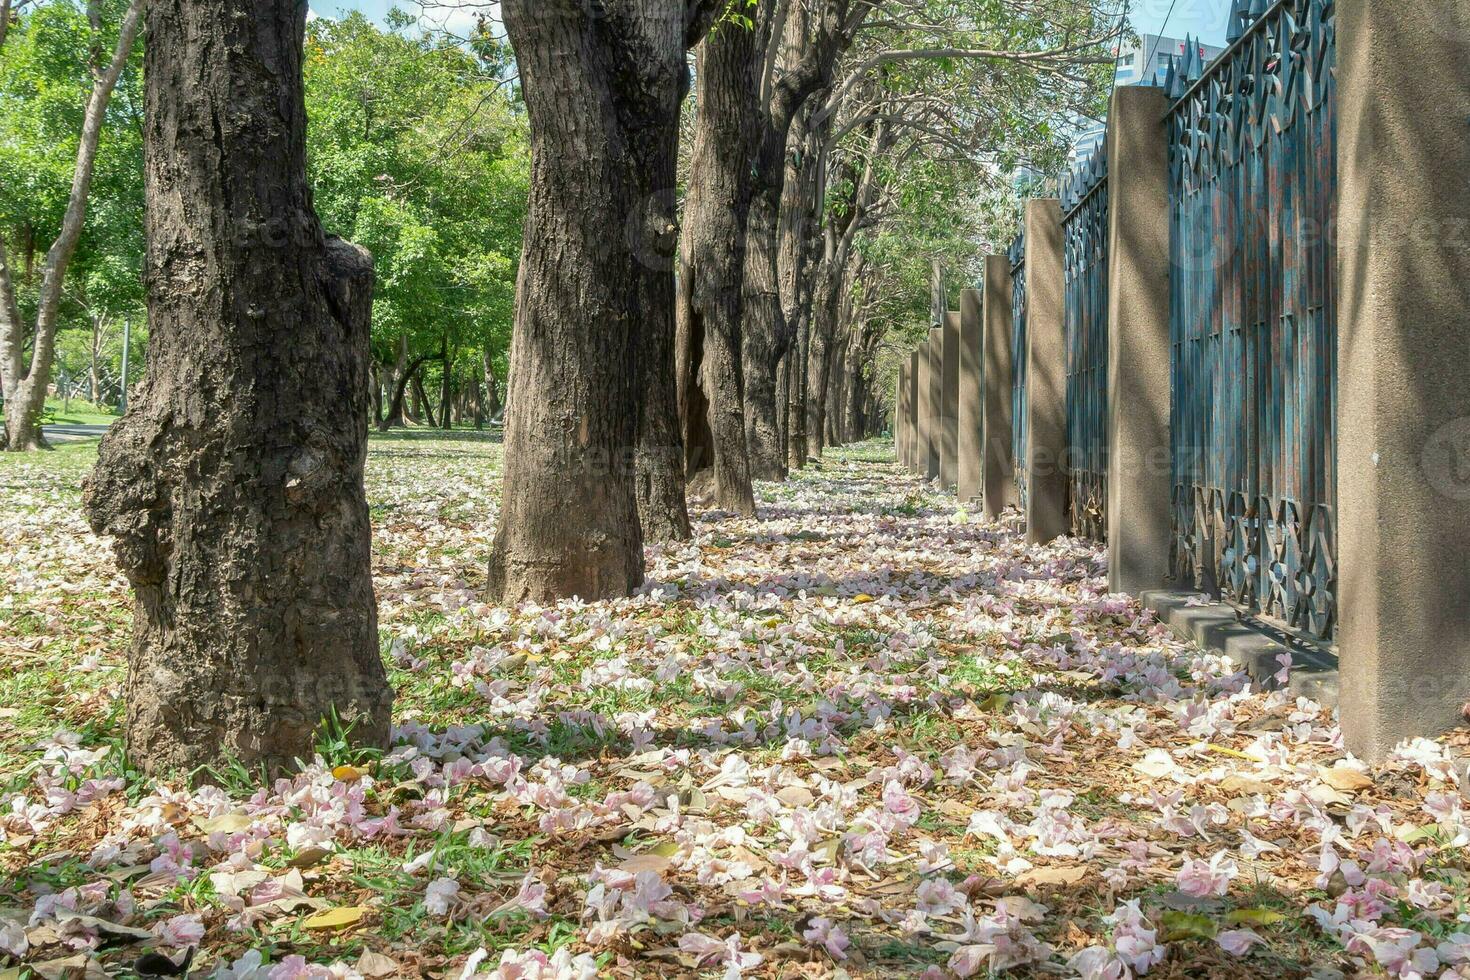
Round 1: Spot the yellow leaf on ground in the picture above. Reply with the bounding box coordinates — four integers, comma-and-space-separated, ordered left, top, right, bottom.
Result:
852, 594, 876, 604
355, 952, 398, 978
195, 812, 253, 835
618, 854, 672, 874
1319, 766, 1374, 792
1161, 910, 1218, 940
332, 765, 365, 782
1017, 865, 1087, 887
1225, 908, 1289, 927
1205, 744, 1256, 761
302, 905, 369, 930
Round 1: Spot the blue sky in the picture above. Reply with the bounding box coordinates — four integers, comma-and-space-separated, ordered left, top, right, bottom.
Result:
311, 0, 1232, 46
1130, 0, 1230, 46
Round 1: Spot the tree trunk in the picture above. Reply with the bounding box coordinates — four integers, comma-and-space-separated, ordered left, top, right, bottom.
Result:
679, 26, 760, 515
780, 101, 821, 470
438, 336, 451, 429
828, 330, 848, 445
738, 0, 852, 480
634, 185, 691, 544
491, 0, 709, 600
84, 0, 391, 778
379, 351, 431, 432
90, 313, 104, 407
675, 270, 715, 478
371, 362, 384, 425
740, 181, 790, 481
411, 371, 432, 425
806, 263, 840, 460
482, 350, 501, 419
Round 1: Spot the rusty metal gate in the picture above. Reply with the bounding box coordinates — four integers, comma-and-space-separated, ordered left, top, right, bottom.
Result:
1166, 0, 1338, 642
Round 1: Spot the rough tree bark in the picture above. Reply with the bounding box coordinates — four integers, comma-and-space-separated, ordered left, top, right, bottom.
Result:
0, 0, 143, 450
806, 259, 841, 459
781, 103, 827, 469
634, 179, 692, 543
677, 25, 760, 516
83, 0, 392, 777
490, 0, 718, 600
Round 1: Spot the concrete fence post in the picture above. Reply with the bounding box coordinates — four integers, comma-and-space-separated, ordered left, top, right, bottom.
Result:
958, 288, 983, 504
1105, 85, 1173, 594
895, 363, 907, 467
1024, 198, 1067, 545
916, 339, 933, 478
926, 328, 942, 480
940, 311, 960, 491
1337, 3, 1470, 762
982, 255, 1016, 519
907, 350, 920, 472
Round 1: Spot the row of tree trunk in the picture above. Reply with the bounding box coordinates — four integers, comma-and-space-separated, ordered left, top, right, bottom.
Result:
372, 344, 502, 432
80, 0, 889, 777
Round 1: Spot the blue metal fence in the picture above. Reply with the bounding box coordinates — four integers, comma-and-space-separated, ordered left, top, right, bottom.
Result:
1165, 0, 1338, 641
1009, 231, 1028, 511
1062, 149, 1110, 542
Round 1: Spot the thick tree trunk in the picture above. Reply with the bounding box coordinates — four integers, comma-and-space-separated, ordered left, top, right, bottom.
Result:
779, 103, 820, 470
740, 183, 790, 481
634, 188, 692, 544
675, 273, 715, 478
828, 330, 848, 445
491, 0, 705, 600
84, 0, 392, 778
806, 263, 840, 459
675, 27, 759, 516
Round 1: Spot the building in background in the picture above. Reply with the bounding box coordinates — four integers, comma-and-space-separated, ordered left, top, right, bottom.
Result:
1068, 35, 1226, 166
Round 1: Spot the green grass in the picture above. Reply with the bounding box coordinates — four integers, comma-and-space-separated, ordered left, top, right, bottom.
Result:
41, 397, 120, 427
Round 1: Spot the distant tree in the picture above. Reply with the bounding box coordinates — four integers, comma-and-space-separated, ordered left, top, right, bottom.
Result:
302, 10, 528, 431
0, 0, 143, 449
85, 0, 392, 776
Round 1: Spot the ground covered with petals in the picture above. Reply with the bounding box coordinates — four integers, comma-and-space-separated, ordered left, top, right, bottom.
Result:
3, 435, 1469, 979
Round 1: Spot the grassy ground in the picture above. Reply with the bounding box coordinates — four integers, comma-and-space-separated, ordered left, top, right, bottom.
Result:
1, 435, 1467, 979
39, 399, 121, 427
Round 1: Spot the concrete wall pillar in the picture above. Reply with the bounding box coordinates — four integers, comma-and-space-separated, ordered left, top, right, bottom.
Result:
1105, 86, 1173, 594
982, 255, 1016, 519
940, 311, 961, 491
958, 289, 983, 503
907, 351, 920, 471
1337, 3, 1470, 762
926, 329, 942, 480
895, 363, 907, 467
915, 341, 932, 477
1024, 198, 1067, 544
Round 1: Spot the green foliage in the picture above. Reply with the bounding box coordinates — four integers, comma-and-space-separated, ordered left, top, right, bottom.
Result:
0, 0, 145, 407
1, 4, 528, 418
303, 10, 529, 384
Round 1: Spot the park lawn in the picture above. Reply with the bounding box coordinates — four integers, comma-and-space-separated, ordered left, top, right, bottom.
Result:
40, 399, 122, 428
1, 435, 1467, 979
